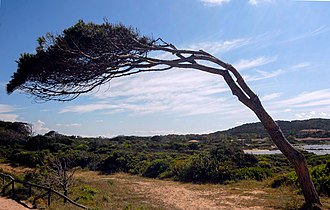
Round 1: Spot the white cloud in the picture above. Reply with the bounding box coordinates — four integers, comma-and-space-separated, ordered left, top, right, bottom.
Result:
279, 89, 330, 108
56, 123, 82, 127
133, 130, 176, 136
60, 68, 242, 116
0, 104, 18, 122
200, 0, 230, 6
248, 0, 273, 6
282, 25, 329, 43
187, 39, 250, 55
0, 113, 19, 122
266, 89, 330, 119
0, 104, 14, 113
295, 111, 330, 119
60, 103, 118, 113
233, 56, 277, 70
244, 69, 284, 81
261, 92, 282, 101
291, 62, 311, 69
33, 120, 50, 134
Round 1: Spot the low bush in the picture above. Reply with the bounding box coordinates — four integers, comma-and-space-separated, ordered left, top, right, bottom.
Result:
271, 162, 330, 196
232, 167, 272, 181
142, 159, 169, 178
311, 162, 330, 196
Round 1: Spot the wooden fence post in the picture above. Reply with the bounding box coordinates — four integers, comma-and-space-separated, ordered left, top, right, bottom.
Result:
1, 172, 87, 209
29, 185, 32, 197
11, 180, 14, 192
48, 189, 51, 206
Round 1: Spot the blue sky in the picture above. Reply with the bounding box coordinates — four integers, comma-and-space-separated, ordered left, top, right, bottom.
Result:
1, 0, 330, 137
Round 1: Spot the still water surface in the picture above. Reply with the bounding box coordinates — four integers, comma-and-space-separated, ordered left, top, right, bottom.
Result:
244, 144, 330, 155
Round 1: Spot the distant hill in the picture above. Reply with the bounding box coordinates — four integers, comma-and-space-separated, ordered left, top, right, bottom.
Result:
1, 118, 330, 140
212, 118, 330, 138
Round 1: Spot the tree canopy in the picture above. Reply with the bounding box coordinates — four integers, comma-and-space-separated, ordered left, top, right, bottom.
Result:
7, 20, 153, 101
7, 20, 248, 104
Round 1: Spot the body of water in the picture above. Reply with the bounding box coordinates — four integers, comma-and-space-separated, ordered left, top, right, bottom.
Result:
244, 144, 330, 155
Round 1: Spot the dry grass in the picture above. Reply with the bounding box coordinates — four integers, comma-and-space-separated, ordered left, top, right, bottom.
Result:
52, 170, 330, 210
0, 163, 33, 175
1, 165, 330, 210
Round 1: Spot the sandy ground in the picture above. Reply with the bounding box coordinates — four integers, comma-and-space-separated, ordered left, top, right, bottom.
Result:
109, 174, 272, 210
0, 197, 32, 210
131, 181, 268, 210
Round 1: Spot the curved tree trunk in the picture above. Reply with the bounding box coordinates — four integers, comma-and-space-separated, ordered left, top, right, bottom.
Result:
252, 100, 320, 206
221, 70, 321, 207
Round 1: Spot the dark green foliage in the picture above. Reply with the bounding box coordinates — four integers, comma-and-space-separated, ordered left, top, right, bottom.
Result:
171, 148, 269, 183
142, 159, 169, 178
311, 162, 330, 196
271, 161, 330, 196
25, 135, 73, 152
98, 152, 147, 174
7, 20, 153, 101
0, 119, 329, 191
271, 172, 298, 188
0, 121, 31, 145
75, 185, 98, 201
214, 118, 330, 138
8, 150, 50, 167
232, 167, 272, 181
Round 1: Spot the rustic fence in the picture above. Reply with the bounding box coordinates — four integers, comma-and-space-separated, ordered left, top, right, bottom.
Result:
0, 172, 87, 209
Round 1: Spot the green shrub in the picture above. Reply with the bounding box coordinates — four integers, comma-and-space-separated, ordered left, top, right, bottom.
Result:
271, 171, 298, 188
311, 162, 330, 196
75, 185, 97, 201
8, 150, 50, 167
271, 163, 330, 197
142, 159, 169, 178
233, 167, 272, 181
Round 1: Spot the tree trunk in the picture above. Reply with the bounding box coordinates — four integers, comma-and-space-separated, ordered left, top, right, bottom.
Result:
221, 70, 321, 207
251, 98, 321, 207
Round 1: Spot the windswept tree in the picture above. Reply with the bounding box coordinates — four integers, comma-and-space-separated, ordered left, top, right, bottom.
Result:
7, 20, 321, 207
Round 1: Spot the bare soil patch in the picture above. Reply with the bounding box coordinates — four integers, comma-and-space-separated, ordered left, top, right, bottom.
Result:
0, 197, 32, 210
110, 173, 272, 210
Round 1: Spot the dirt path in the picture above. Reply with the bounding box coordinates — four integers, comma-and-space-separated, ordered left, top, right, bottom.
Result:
109, 174, 272, 210
0, 197, 32, 210
130, 181, 268, 210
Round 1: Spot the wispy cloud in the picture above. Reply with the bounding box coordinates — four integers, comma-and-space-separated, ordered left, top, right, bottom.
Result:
248, 0, 273, 6
60, 103, 118, 113
0, 104, 18, 122
187, 38, 250, 55
200, 0, 230, 6
133, 130, 176, 136
291, 62, 311, 69
60, 68, 242, 116
281, 25, 329, 43
233, 56, 277, 70
56, 123, 82, 127
279, 89, 330, 108
295, 111, 330, 119
244, 68, 284, 81
261, 92, 282, 101
266, 89, 330, 118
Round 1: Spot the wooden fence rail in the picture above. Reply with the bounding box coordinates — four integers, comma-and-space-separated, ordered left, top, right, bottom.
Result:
0, 172, 87, 209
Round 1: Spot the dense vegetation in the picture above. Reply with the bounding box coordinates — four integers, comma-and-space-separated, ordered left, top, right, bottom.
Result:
215, 118, 330, 138
0, 119, 329, 197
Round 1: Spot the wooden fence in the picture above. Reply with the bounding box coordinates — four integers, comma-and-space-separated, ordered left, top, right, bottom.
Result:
0, 172, 87, 209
